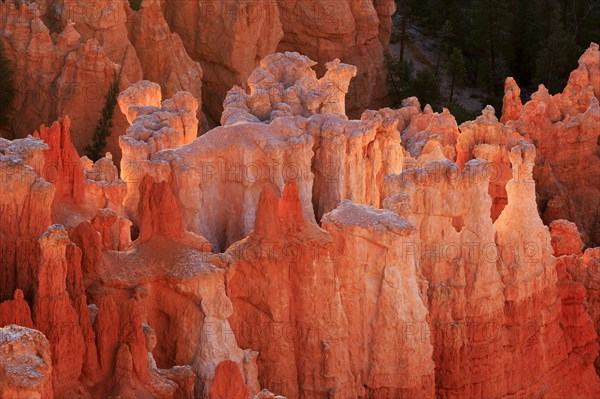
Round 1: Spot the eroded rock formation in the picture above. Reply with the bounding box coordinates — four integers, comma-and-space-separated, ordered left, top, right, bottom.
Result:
0, 0, 203, 158
501, 43, 600, 246
0, 325, 53, 399
0, 1, 127, 156
161, 0, 394, 120
456, 105, 520, 220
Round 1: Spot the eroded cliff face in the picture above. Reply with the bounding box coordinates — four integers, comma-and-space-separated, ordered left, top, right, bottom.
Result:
0, 1, 127, 156
1, 44, 600, 399
322, 201, 435, 398
0, 118, 203, 398
456, 106, 520, 221
2, 0, 394, 156
275, 0, 395, 117
501, 43, 600, 246
384, 156, 507, 397
160, 0, 283, 122
160, 0, 395, 121
0, 0, 202, 158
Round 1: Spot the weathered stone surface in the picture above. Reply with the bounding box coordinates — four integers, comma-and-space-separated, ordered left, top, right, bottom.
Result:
550, 219, 586, 257
0, 1, 128, 157
161, 0, 393, 120
500, 77, 523, 123
401, 105, 459, 160
0, 325, 53, 399
493, 141, 571, 397
208, 360, 251, 399
226, 182, 355, 398
456, 106, 520, 220
33, 117, 85, 206
0, 290, 33, 329
161, 0, 283, 121
0, 137, 54, 301
503, 43, 600, 246
276, 0, 393, 117
322, 201, 435, 398
0, 0, 205, 160
221, 52, 357, 125
551, 222, 600, 394
384, 156, 506, 398
34, 225, 86, 397
117, 81, 199, 221
127, 0, 204, 109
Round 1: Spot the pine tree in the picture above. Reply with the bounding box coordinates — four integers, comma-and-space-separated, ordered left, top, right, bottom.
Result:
398, 0, 410, 62
447, 48, 467, 102
0, 42, 15, 127
128, 0, 143, 11
85, 72, 120, 161
410, 68, 440, 106
435, 20, 454, 76
471, 0, 511, 96
534, 6, 579, 93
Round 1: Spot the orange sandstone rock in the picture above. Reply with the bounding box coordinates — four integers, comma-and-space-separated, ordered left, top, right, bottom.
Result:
456, 105, 520, 220
0, 290, 33, 329
117, 81, 199, 222
226, 182, 355, 398
322, 201, 435, 398
276, 0, 393, 116
401, 105, 459, 160
385, 157, 506, 398
0, 325, 53, 399
161, 0, 283, 121
208, 360, 251, 399
550, 219, 586, 257
34, 117, 85, 205
503, 43, 600, 246
500, 77, 523, 123
33, 225, 86, 397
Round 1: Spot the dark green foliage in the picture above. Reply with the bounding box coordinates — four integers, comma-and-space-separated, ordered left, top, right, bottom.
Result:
128, 0, 143, 11
392, 0, 600, 116
446, 48, 467, 102
410, 69, 441, 107
386, 52, 439, 108
385, 0, 599, 149
534, 6, 581, 93
0, 42, 15, 127
385, 52, 415, 104
85, 73, 120, 161
444, 102, 479, 125
435, 20, 454, 76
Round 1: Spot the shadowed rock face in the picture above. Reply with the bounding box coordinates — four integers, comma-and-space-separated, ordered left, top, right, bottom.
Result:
0, 42, 600, 399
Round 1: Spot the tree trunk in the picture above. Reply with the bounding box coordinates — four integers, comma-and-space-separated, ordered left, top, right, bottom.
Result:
384, 54, 401, 102
399, 3, 409, 61
488, 9, 498, 95
450, 74, 456, 102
